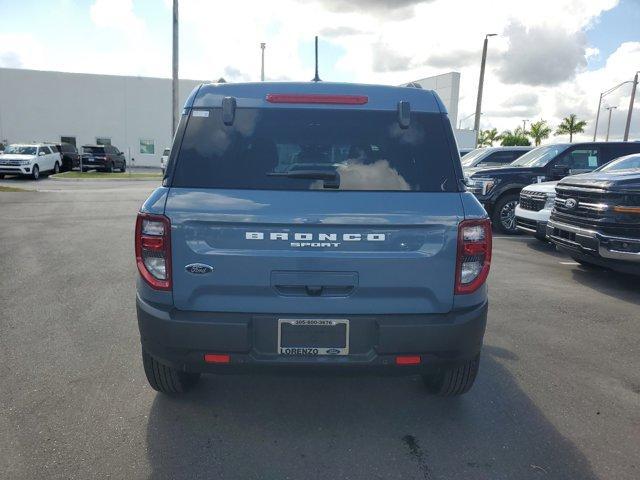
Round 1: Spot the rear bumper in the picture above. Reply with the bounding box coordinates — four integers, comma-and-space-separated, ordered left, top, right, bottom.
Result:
547, 219, 640, 274
136, 295, 488, 374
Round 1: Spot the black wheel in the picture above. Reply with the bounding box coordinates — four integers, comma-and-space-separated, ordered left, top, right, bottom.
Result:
0, 174, 4, 179
31, 165, 40, 180
422, 354, 480, 397
142, 348, 200, 394
53, 161, 60, 175
82, 168, 89, 173
106, 162, 114, 173
492, 194, 520, 234
120, 160, 126, 173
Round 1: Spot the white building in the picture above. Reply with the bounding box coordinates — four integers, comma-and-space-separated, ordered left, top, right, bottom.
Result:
0, 68, 203, 167
0, 68, 475, 168
403, 72, 476, 149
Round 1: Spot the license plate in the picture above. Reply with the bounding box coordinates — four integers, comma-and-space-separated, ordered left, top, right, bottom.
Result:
278, 319, 349, 356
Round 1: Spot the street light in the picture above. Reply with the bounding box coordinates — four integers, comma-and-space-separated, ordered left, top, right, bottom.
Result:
260, 43, 266, 82
171, 0, 179, 137
473, 33, 497, 145
605, 106, 617, 142
522, 119, 529, 132
623, 71, 639, 141
593, 80, 633, 141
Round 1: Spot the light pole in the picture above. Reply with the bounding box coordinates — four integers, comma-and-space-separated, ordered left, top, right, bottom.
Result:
605, 106, 617, 141
522, 119, 528, 133
171, 0, 179, 137
623, 71, 639, 141
593, 80, 633, 141
474, 33, 497, 145
260, 43, 266, 82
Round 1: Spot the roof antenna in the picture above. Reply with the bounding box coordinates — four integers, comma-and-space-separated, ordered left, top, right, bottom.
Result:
312, 35, 321, 82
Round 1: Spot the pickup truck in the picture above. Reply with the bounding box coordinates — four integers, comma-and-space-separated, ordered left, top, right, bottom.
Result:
467, 142, 640, 233
547, 154, 640, 275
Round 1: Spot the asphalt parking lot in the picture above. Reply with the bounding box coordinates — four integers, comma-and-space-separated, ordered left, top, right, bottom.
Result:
1, 178, 638, 480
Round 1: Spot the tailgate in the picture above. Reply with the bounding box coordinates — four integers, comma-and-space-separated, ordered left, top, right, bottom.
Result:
165, 189, 463, 314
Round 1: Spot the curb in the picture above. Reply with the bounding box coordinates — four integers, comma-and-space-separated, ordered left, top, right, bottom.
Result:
49, 174, 162, 182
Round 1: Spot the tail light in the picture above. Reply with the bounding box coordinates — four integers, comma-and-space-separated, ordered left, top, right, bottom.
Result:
455, 219, 492, 294
135, 213, 171, 290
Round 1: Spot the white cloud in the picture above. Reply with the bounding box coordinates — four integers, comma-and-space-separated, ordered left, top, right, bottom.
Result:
497, 22, 588, 86
89, 0, 145, 32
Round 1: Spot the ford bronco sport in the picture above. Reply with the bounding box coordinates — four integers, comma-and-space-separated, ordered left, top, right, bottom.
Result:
135, 82, 491, 396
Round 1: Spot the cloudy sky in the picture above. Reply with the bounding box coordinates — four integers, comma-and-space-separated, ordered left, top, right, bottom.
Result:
1, 0, 639, 143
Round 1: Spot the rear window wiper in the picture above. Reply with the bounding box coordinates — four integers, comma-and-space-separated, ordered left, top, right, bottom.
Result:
267, 170, 340, 189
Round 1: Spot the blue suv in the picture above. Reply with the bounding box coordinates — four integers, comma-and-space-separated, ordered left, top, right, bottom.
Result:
135, 82, 491, 396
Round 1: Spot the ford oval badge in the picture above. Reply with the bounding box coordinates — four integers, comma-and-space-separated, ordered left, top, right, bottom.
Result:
185, 263, 214, 275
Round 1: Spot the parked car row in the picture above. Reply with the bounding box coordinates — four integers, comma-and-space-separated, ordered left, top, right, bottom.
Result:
0, 142, 127, 179
462, 142, 640, 233
462, 145, 640, 275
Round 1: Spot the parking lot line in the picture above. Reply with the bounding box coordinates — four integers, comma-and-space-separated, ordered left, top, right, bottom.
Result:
559, 261, 580, 265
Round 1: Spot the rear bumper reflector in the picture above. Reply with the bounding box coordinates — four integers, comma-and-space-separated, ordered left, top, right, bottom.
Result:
204, 353, 231, 364
395, 355, 421, 366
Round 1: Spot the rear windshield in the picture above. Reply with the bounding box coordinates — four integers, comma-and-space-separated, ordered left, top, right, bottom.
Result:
82, 146, 105, 154
171, 108, 457, 191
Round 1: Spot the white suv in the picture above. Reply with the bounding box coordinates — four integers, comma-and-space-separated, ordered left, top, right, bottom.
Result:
0, 144, 62, 180
514, 181, 558, 240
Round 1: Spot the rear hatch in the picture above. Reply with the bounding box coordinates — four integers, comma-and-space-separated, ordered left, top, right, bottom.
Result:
81, 146, 106, 164
165, 102, 463, 315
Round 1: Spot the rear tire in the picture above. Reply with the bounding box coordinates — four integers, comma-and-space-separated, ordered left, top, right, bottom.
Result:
492, 194, 520, 234
422, 354, 480, 397
142, 348, 200, 394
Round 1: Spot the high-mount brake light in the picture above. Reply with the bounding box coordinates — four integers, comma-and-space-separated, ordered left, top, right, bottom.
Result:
455, 219, 492, 295
265, 93, 368, 105
135, 213, 172, 290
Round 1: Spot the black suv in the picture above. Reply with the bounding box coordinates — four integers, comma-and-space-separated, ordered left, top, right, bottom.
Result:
547, 154, 640, 275
54, 143, 80, 172
467, 142, 640, 233
80, 145, 126, 172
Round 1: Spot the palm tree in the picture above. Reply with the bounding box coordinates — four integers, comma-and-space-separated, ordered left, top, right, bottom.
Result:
500, 129, 531, 146
555, 114, 587, 142
528, 120, 552, 146
477, 128, 500, 147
